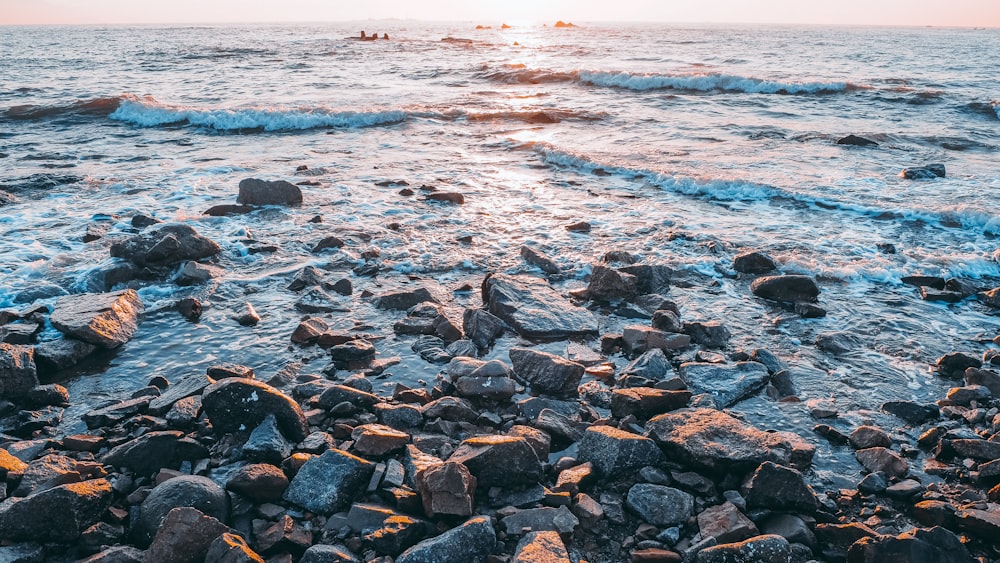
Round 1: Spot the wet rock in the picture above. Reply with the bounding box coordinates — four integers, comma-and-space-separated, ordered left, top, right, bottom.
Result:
243, 414, 293, 464
395, 515, 495, 563
412, 335, 452, 363
32, 338, 97, 374
110, 223, 221, 267
417, 461, 476, 517
426, 192, 465, 204
0, 543, 46, 562
936, 352, 981, 378
83, 396, 150, 428
945, 438, 1000, 460
816, 331, 863, 354
742, 461, 818, 513
513, 530, 570, 562
318, 384, 381, 410
148, 372, 214, 415
651, 309, 683, 333
956, 507, 1000, 538
312, 235, 345, 253
290, 317, 328, 345
646, 408, 814, 472
901, 163, 946, 179
201, 378, 309, 441
618, 264, 673, 295
520, 246, 561, 275
455, 374, 517, 401
283, 449, 375, 514
463, 308, 505, 349
577, 426, 663, 477
849, 426, 891, 450
49, 289, 143, 349
565, 221, 591, 232
449, 435, 543, 487
587, 264, 638, 301
237, 178, 302, 205
509, 348, 584, 397
847, 526, 974, 563
920, 286, 964, 302
697, 501, 759, 544
101, 430, 191, 475
881, 400, 939, 424
226, 463, 288, 503
204, 204, 255, 216
733, 251, 776, 274
837, 134, 878, 146
175, 260, 223, 285
133, 475, 230, 547
352, 424, 410, 456
232, 302, 260, 326
0, 344, 38, 399
376, 288, 439, 310
750, 275, 819, 303
177, 297, 202, 321
299, 544, 358, 563
944, 384, 991, 405
329, 339, 376, 369
423, 396, 479, 422
205, 532, 265, 563
964, 367, 1000, 395
145, 507, 235, 563
758, 513, 814, 547
695, 534, 790, 563
678, 362, 770, 408
482, 273, 597, 339
855, 447, 908, 478
0, 479, 112, 542
295, 287, 349, 313
625, 483, 694, 527
618, 348, 674, 387
610, 388, 691, 419
287, 266, 324, 292
534, 408, 584, 443
622, 326, 691, 356
683, 321, 731, 348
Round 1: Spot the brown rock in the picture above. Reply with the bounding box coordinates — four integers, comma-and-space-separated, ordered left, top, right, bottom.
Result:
856, 447, 908, 478
417, 461, 476, 517
697, 501, 759, 545
352, 424, 410, 456
146, 507, 234, 563
49, 290, 143, 349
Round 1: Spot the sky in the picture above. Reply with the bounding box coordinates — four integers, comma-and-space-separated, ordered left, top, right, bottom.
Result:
2, 0, 999, 27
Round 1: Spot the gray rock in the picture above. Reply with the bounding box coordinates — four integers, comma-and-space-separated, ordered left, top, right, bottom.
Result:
618, 348, 673, 387
101, 431, 191, 476
502, 506, 578, 535
395, 516, 496, 563
462, 308, 505, 349
901, 164, 946, 180
0, 343, 38, 399
750, 275, 819, 303
0, 479, 113, 542
964, 368, 1000, 395
577, 426, 663, 477
610, 388, 691, 419
201, 378, 309, 441
376, 288, 439, 310
816, 331, 863, 354
49, 290, 143, 349
586, 265, 637, 301
618, 264, 673, 295
742, 461, 818, 513
134, 475, 230, 547
299, 544, 359, 563
678, 362, 770, 408
283, 449, 375, 514
881, 400, 939, 424
110, 223, 221, 267
296, 287, 349, 313
855, 447, 908, 478
175, 260, 223, 285
847, 527, 974, 563
733, 251, 776, 274
625, 483, 694, 527
520, 246, 561, 275
32, 338, 97, 374
758, 513, 815, 547
849, 426, 891, 450
148, 372, 213, 415
482, 274, 597, 340
0, 543, 45, 563
237, 178, 302, 205
243, 414, 293, 464
683, 321, 731, 348
288, 266, 325, 291
697, 501, 759, 545
448, 435, 543, 487
696, 534, 790, 563
509, 348, 584, 397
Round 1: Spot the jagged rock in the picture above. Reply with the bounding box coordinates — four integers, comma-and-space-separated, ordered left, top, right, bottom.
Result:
678, 362, 770, 408
243, 415, 293, 464
110, 224, 221, 267
83, 396, 150, 429
758, 513, 815, 547
534, 408, 584, 443
502, 506, 578, 535
733, 251, 776, 274
651, 309, 683, 333
79, 545, 145, 563
944, 385, 991, 405
312, 236, 345, 253
226, 463, 288, 503
587, 265, 637, 301
509, 425, 552, 462
417, 461, 476, 517
32, 338, 97, 374
12, 453, 103, 497
145, 507, 235, 563
101, 431, 192, 475
482, 273, 597, 339
696, 534, 790, 563
237, 178, 302, 205
577, 426, 663, 477
513, 531, 570, 563
204, 204, 254, 216
201, 378, 309, 441
617, 348, 674, 387
423, 396, 479, 422
520, 246, 561, 274
283, 449, 375, 514
462, 308, 505, 349
625, 483, 694, 527
847, 526, 974, 563
448, 435, 543, 488
0, 344, 38, 399
618, 264, 672, 295
509, 348, 584, 397
683, 321, 731, 348
205, 532, 265, 563
697, 502, 759, 544
0, 479, 112, 542
855, 447, 908, 477
936, 352, 981, 378
352, 424, 410, 456
750, 275, 819, 303
232, 303, 260, 326
175, 260, 223, 285
133, 475, 230, 547
742, 461, 818, 513
291, 317, 328, 345
177, 297, 202, 321
646, 408, 814, 472
363, 514, 427, 556
288, 266, 324, 291
376, 288, 439, 310
49, 290, 143, 349
945, 438, 1000, 460
395, 516, 495, 563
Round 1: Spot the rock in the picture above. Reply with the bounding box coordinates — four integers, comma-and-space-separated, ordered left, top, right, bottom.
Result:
936, 352, 981, 378
502, 506, 578, 535
646, 408, 814, 472
455, 374, 517, 401
283, 449, 375, 514
177, 297, 202, 321
742, 461, 818, 513
201, 378, 309, 441
204, 204, 255, 216
110, 224, 221, 267
625, 483, 694, 527
683, 321, 731, 348
880, 400, 939, 424
534, 408, 584, 443
520, 246, 560, 275
318, 384, 381, 410
175, 260, 223, 285
49, 290, 143, 349
299, 544, 358, 563
577, 426, 663, 477
758, 514, 815, 547
618, 348, 673, 387
287, 266, 324, 291
148, 372, 214, 415
463, 308, 505, 349
651, 309, 683, 333
417, 461, 476, 517
312, 235, 345, 253
145, 507, 235, 563
920, 286, 964, 302
329, 339, 376, 369
448, 435, 543, 487
849, 426, 891, 450
83, 396, 150, 428
697, 502, 759, 544
513, 531, 570, 563
837, 134, 878, 147
587, 265, 637, 301
678, 362, 770, 408
32, 338, 97, 374
133, 475, 229, 546
232, 302, 260, 326
237, 178, 302, 205
426, 192, 465, 204
395, 516, 496, 563
0, 344, 38, 399
290, 317, 328, 345
205, 532, 265, 563
749, 275, 819, 303
855, 447, 908, 477
956, 508, 1000, 538
376, 288, 439, 310
610, 388, 691, 419
945, 438, 1000, 460
733, 251, 776, 274
352, 424, 410, 456
622, 327, 691, 357
509, 348, 584, 397
565, 221, 591, 232
363, 513, 427, 556
816, 331, 863, 354
847, 526, 974, 563
296, 287, 349, 313
696, 534, 790, 563
482, 273, 597, 339
902, 164, 946, 180
101, 431, 192, 475
0, 479, 112, 542
412, 335, 451, 364
618, 264, 672, 295
945, 384, 991, 405
225, 463, 288, 503
243, 415, 293, 464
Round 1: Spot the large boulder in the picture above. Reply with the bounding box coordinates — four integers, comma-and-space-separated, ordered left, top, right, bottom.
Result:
508, 348, 584, 397
109, 224, 221, 267
678, 362, 770, 408
482, 274, 597, 340
133, 475, 230, 547
201, 379, 309, 441
0, 479, 113, 542
283, 449, 375, 514
396, 516, 496, 563
49, 290, 143, 349
237, 178, 303, 206
646, 408, 814, 472
0, 343, 38, 399
448, 435, 543, 488
750, 275, 819, 303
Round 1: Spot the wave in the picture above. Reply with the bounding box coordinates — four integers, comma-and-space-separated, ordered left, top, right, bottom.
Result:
479, 65, 859, 94
3, 97, 123, 121
963, 101, 1000, 120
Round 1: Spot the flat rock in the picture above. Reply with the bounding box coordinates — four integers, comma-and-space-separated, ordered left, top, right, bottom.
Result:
520, 246, 561, 275
201, 378, 309, 441
101, 430, 191, 476
696, 534, 790, 563
376, 288, 439, 310
849, 426, 891, 450
148, 372, 213, 415
625, 483, 694, 527
0, 479, 112, 542
395, 515, 495, 563
750, 275, 819, 303
237, 178, 302, 206
448, 435, 543, 488
49, 290, 143, 349
509, 348, 584, 397
110, 223, 221, 267
32, 338, 97, 374
502, 506, 578, 535
0, 343, 38, 399
482, 273, 597, 340
513, 530, 570, 563
577, 425, 663, 477
678, 362, 770, 408
352, 424, 410, 456
283, 449, 375, 514
881, 400, 939, 424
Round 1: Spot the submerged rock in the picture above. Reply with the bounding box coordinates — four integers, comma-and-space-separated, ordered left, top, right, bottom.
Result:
837, 134, 878, 147
678, 362, 770, 408
733, 250, 776, 274
750, 275, 819, 303
482, 273, 597, 339
110, 223, 221, 267
49, 289, 143, 349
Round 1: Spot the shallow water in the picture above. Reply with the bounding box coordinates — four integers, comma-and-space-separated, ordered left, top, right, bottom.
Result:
2, 22, 1000, 482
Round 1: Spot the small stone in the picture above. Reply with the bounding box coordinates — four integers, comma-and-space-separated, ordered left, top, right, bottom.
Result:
855, 447, 908, 478
625, 483, 694, 527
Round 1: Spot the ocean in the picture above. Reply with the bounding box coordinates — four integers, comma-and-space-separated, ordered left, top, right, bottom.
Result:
2, 21, 999, 483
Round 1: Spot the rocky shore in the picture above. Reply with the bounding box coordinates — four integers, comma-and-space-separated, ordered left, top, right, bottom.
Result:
1, 178, 999, 563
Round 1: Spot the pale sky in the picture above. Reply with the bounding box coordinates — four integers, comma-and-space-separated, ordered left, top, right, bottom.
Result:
2, 0, 999, 27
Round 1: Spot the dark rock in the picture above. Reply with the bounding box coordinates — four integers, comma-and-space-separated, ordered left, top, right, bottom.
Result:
148, 372, 213, 415
935, 352, 981, 378
395, 515, 495, 563
175, 260, 223, 285
426, 192, 465, 204
317, 384, 381, 410
110, 224, 221, 267
133, 475, 229, 547
794, 301, 827, 317
287, 266, 324, 292
32, 338, 97, 374
849, 426, 891, 450
417, 461, 476, 517
177, 297, 202, 321
901, 275, 946, 289
855, 447, 908, 477
283, 449, 375, 514
79, 546, 145, 563
618, 264, 672, 295
101, 431, 191, 475
290, 317, 328, 345
696, 534, 790, 563
587, 265, 637, 301
512, 531, 570, 562
816, 331, 863, 354
534, 408, 584, 443
837, 134, 878, 147
482, 273, 597, 340
758, 513, 814, 548
742, 461, 818, 513
902, 164, 946, 180
0, 479, 113, 542
448, 435, 543, 487
697, 501, 758, 544
226, 463, 288, 503
204, 204, 255, 216
232, 302, 260, 326
296, 287, 348, 313
509, 348, 584, 397
0, 344, 38, 399
944, 384, 991, 405
626, 483, 694, 527
646, 408, 814, 472
610, 388, 691, 419
520, 246, 560, 274
618, 348, 673, 387
145, 507, 235, 563
165, 396, 200, 429
299, 544, 359, 563
329, 339, 376, 369
363, 513, 427, 556
881, 400, 939, 424
651, 309, 683, 333
237, 178, 302, 205
501, 506, 578, 535
376, 288, 439, 310
956, 508, 1000, 538
255, 513, 312, 554
243, 414, 293, 464
565, 221, 591, 232
945, 438, 1000, 460
312, 235, 345, 253
979, 287, 1000, 308
205, 532, 265, 563
83, 396, 150, 428
750, 275, 819, 303
412, 335, 451, 364
678, 362, 770, 408
201, 378, 309, 441
920, 286, 964, 302
49, 289, 143, 349
683, 321, 731, 348
454, 375, 517, 401
577, 425, 663, 477
733, 251, 776, 274
964, 367, 1000, 395
462, 308, 505, 349
847, 526, 974, 563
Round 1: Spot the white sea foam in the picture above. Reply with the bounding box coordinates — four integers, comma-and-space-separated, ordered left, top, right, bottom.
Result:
577, 70, 853, 94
